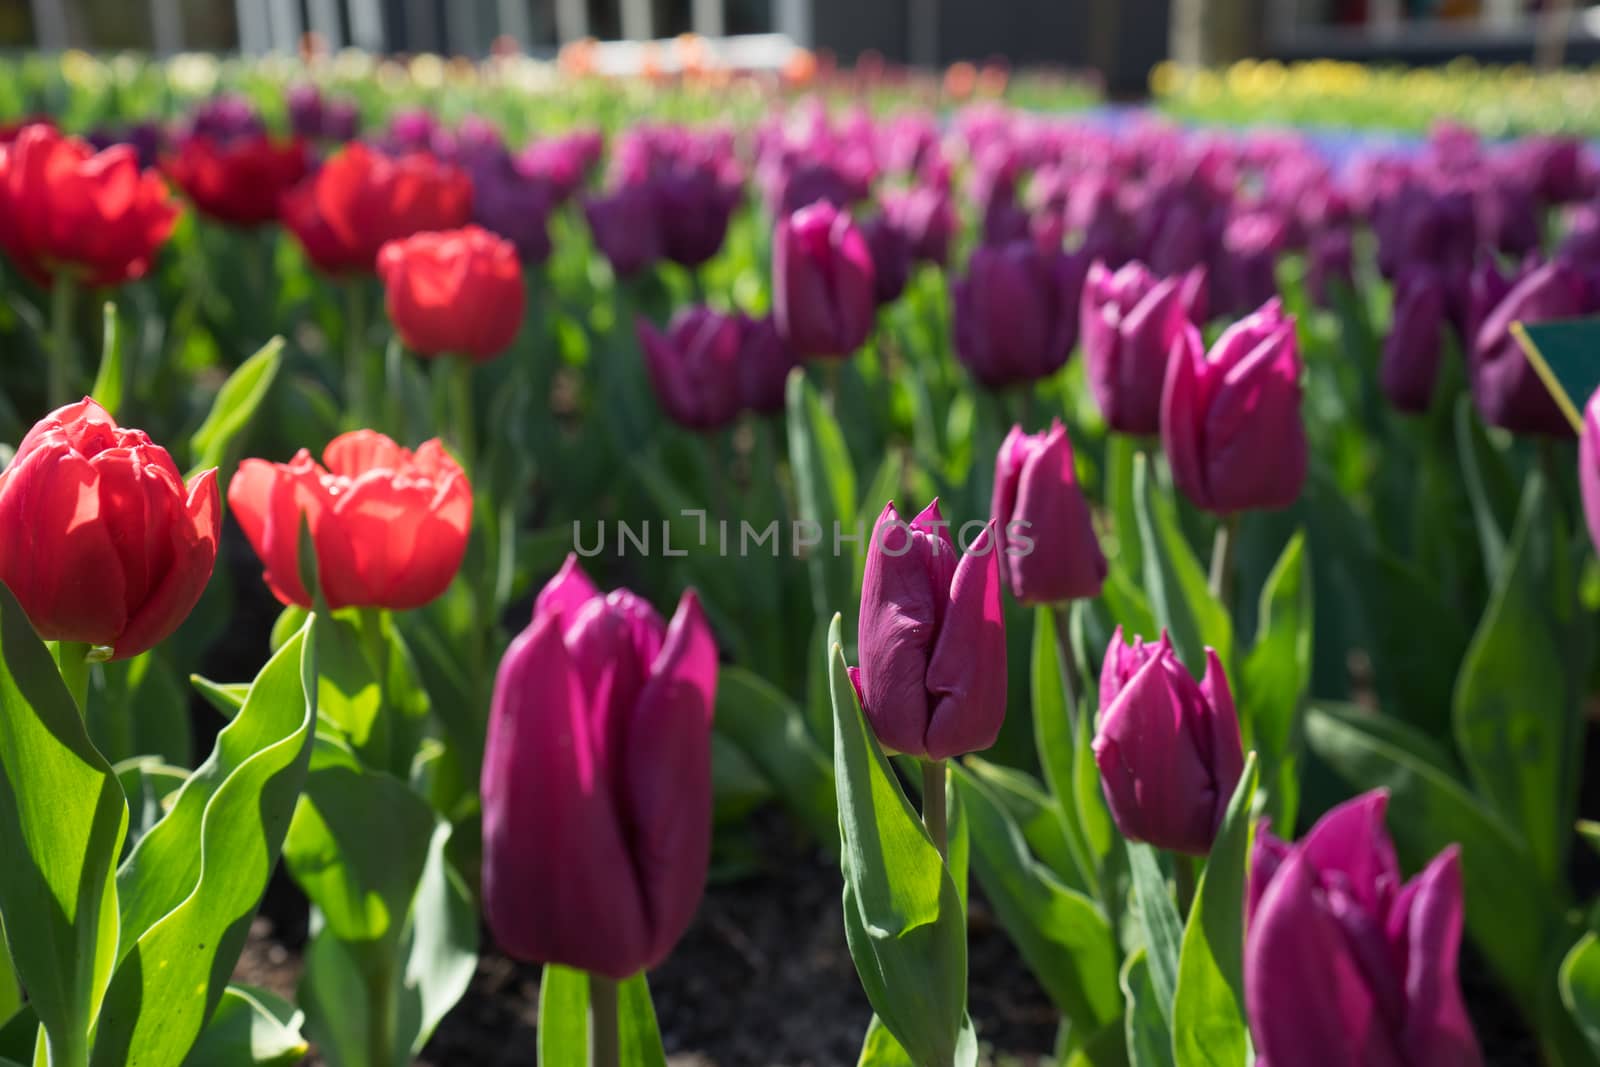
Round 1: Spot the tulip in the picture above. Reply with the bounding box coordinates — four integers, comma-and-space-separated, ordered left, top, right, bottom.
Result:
1246, 791, 1483, 1067
0, 124, 178, 288
1382, 268, 1449, 414
1307, 227, 1354, 308
773, 201, 877, 358
1582, 388, 1600, 559
861, 215, 912, 306
1471, 259, 1588, 437
228, 430, 472, 611
0, 399, 219, 659
86, 122, 166, 171
167, 133, 309, 228
654, 165, 743, 268
1162, 299, 1307, 514
882, 184, 957, 265
636, 308, 745, 432
286, 84, 329, 140
285, 143, 472, 274
1080, 260, 1208, 435
991, 421, 1105, 604
1091, 628, 1243, 855
482, 555, 717, 978
377, 226, 525, 361
183, 94, 266, 142
467, 155, 556, 264
852, 500, 1006, 761
735, 314, 798, 416
584, 184, 662, 278
953, 240, 1087, 389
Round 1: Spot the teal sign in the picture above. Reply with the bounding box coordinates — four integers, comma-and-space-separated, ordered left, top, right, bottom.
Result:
1514, 318, 1600, 433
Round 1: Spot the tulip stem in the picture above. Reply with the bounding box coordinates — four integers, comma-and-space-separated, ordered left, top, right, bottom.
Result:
1208, 513, 1240, 607
49, 276, 78, 410
589, 974, 621, 1067
1174, 853, 1199, 919
344, 281, 369, 426
447, 356, 476, 475
50, 641, 91, 720
1051, 602, 1081, 730
921, 759, 948, 861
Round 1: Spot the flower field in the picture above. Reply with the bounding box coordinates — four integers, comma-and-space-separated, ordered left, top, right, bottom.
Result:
0, 48, 1598, 1067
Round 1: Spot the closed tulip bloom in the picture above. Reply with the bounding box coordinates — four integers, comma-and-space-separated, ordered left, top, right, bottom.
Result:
584, 184, 662, 278
291, 143, 472, 273
955, 240, 1088, 389
654, 166, 742, 268
0, 399, 219, 659
0, 124, 178, 287
735, 314, 798, 416
637, 308, 745, 432
861, 214, 912, 305
774, 201, 877, 358
167, 133, 309, 227
991, 421, 1105, 604
1080, 260, 1208, 435
377, 226, 525, 361
482, 556, 718, 979
1091, 628, 1243, 855
1472, 259, 1588, 437
1307, 227, 1355, 308
1163, 299, 1307, 514
228, 430, 471, 611
1382, 268, 1449, 414
851, 500, 1006, 761
1246, 791, 1482, 1067
883, 183, 957, 265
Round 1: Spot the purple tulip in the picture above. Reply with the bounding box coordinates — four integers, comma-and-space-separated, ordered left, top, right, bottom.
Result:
287, 85, 326, 140
773, 201, 876, 359
991, 421, 1105, 605
1213, 208, 1288, 317
1307, 227, 1355, 308
883, 184, 957, 265
953, 241, 1088, 389
655, 165, 743, 268
323, 100, 360, 143
637, 308, 745, 432
519, 130, 602, 204
1582, 389, 1600, 559
1163, 299, 1307, 514
862, 215, 912, 306
184, 94, 265, 143
87, 122, 166, 171
470, 156, 556, 264
1091, 628, 1243, 856
482, 556, 718, 979
1246, 791, 1483, 1067
1382, 268, 1449, 414
735, 314, 797, 416
584, 184, 662, 278
1472, 259, 1588, 437
1080, 260, 1208, 435
851, 500, 1006, 761
771, 159, 870, 216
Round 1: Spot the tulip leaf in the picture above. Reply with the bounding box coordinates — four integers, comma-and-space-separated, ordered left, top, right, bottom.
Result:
90, 301, 125, 418
113, 757, 188, 853
0, 583, 127, 1067
91, 651, 193, 767
951, 764, 1122, 1057
714, 667, 836, 847
857, 1015, 917, 1067
1132, 453, 1233, 676
183, 984, 308, 1067
615, 973, 668, 1067
1105, 435, 1146, 578
1454, 472, 1587, 889
1240, 532, 1310, 832
93, 618, 318, 1067
962, 758, 1079, 892
187, 336, 285, 478
1073, 693, 1115, 870
189, 676, 250, 718
1171, 754, 1258, 1067
828, 613, 967, 1067
1031, 605, 1100, 897
1126, 843, 1183, 1029
535, 967, 668, 1067
1453, 395, 1518, 582
1560, 932, 1600, 1058
1121, 950, 1176, 1067
788, 373, 858, 632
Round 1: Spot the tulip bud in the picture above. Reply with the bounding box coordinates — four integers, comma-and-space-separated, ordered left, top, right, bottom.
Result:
1162, 299, 1307, 514
773, 201, 877, 359
1246, 791, 1484, 1067
467, 156, 556, 264
861, 214, 912, 306
167, 132, 309, 228
883, 184, 957, 265
1307, 227, 1354, 308
228, 430, 472, 611
654, 164, 743, 268
1471, 259, 1589, 437
991, 421, 1105, 605
0, 399, 220, 659
954, 240, 1088, 389
1080, 260, 1207, 435
735, 314, 799, 416
852, 501, 1006, 761
482, 556, 718, 979
1091, 629, 1243, 856
637, 308, 745, 432
584, 183, 663, 278
1382, 267, 1449, 414
377, 226, 526, 361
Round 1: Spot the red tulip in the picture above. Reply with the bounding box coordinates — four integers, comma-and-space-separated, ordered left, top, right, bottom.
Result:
0, 399, 219, 659
281, 143, 471, 274
228, 430, 472, 611
0, 124, 179, 287
167, 133, 309, 227
377, 226, 525, 360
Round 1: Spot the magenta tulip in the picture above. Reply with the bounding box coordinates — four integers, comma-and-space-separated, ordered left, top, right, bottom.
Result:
1581, 387, 1600, 559
1080, 260, 1208, 435
953, 240, 1088, 389
1382, 267, 1449, 414
637, 308, 745, 432
773, 201, 876, 358
991, 421, 1105, 604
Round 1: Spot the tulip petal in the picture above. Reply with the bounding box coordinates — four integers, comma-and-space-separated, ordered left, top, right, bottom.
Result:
1300, 791, 1401, 918
856, 502, 940, 757
1393, 848, 1483, 1067
1199, 648, 1245, 827
1161, 324, 1210, 509
924, 525, 1007, 761
538, 553, 601, 626
115, 468, 220, 659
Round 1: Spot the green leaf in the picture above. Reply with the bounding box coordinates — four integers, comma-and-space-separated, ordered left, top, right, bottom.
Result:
1171, 755, 1259, 1067
1073, 699, 1114, 870
857, 1015, 917, 1067
962, 758, 1080, 892
788, 373, 858, 629
1126, 843, 1182, 1029
183, 984, 307, 1067
1105, 435, 1145, 578
94, 618, 318, 1067
616, 973, 668, 1067
951, 765, 1122, 1051
189, 676, 250, 719
1031, 605, 1099, 897
0, 583, 127, 1067
1454, 396, 1517, 582
1121, 951, 1175, 1067
713, 667, 836, 847
1560, 933, 1600, 1059
537, 965, 587, 1066
187, 336, 285, 478
828, 614, 966, 1067
1240, 533, 1310, 832
1133, 454, 1233, 674
1454, 473, 1586, 887
396, 822, 476, 1055
114, 758, 188, 852
91, 652, 192, 767
90, 302, 125, 418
